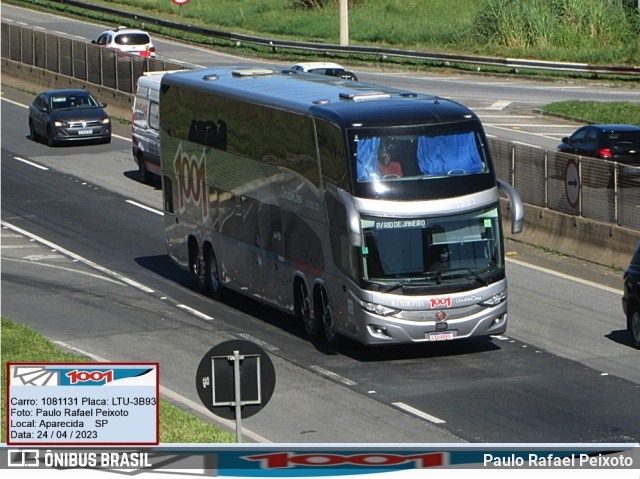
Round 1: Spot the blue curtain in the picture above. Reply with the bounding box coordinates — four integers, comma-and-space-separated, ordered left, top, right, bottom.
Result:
356, 137, 381, 181
417, 132, 482, 175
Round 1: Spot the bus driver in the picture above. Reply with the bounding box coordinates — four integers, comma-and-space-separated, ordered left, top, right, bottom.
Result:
378, 149, 403, 177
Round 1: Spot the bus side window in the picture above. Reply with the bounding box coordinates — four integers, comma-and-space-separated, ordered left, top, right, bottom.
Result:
187, 119, 227, 150
189, 120, 218, 147
216, 120, 227, 151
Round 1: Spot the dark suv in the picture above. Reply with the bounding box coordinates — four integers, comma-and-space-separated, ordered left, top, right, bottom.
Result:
622, 241, 640, 349
558, 124, 640, 167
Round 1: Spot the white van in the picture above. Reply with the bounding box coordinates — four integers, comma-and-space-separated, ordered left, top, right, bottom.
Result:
132, 71, 180, 183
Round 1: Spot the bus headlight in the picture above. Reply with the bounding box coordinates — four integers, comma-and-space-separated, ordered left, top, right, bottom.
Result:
358, 300, 399, 316
480, 291, 507, 307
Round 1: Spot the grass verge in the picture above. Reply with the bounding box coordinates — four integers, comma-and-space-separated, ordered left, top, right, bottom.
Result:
1, 318, 236, 444
539, 101, 640, 125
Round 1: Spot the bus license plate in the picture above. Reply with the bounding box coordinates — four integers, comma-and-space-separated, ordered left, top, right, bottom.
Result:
78, 129, 93, 135
427, 331, 455, 341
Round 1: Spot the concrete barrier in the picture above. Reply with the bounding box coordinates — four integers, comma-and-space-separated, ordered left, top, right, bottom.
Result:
2, 59, 133, 120
4, 58, 639, 270
502, 200, 639, 270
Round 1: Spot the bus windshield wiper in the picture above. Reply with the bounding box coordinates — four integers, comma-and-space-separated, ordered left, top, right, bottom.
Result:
381, 272, 442, 292
384, 282, 404, 293
443, 268, 489, 287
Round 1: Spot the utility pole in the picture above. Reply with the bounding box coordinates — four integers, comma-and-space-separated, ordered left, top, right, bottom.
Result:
339, 0, 349, 46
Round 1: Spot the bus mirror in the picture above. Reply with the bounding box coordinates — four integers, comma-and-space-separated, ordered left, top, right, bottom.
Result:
497, 179, 524, 234
338, 189, 363, 247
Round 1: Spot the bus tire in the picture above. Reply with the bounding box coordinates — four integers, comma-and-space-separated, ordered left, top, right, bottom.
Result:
191, 242, 207, 293
205, 245, 224, 300
318, 288, 339, 346
296, 281, 317, 339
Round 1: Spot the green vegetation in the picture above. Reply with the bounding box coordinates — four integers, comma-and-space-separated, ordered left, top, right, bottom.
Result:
539, 101, 640, 124
1, 318, 236, 444
473, 0, 640, 64
9, 0, 640, 64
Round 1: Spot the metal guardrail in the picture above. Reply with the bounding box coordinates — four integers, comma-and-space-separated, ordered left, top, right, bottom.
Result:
41, 0, 640, 78
2, 21, 639, 232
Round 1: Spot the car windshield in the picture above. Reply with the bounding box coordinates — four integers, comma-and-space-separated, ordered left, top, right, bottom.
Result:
50, 94, 99, 110
115, 34, 150, 46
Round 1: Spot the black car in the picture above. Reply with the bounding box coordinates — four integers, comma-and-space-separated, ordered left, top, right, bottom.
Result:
28, 89, 111, 146
622, 241, 640, 349
558, 124, 640, 166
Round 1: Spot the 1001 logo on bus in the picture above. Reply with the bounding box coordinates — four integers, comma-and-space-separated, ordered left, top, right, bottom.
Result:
173, 144, 208, 217
65, 369, 114, 385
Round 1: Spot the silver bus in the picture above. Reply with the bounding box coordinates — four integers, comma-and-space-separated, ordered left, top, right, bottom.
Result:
159, 66, 524, 346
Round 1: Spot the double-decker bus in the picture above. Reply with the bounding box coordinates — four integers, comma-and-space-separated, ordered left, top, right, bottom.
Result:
159, 66, 523, 346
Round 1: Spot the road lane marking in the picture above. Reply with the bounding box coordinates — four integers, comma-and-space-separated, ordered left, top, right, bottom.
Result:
176, 304, 214, 321
1, 221, 155, 293
237, 333, 280, 351
506, 257, 623, 294
309, 365, 357, 386
125, 200, 163, 216
393, 402, 446, 424
2, 255, 130, 285
14, 156, 49, 170
485, 100, 512, 110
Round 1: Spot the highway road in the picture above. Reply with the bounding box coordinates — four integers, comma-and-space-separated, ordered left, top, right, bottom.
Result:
2, 5, 640, 444
4, 2, 640, 154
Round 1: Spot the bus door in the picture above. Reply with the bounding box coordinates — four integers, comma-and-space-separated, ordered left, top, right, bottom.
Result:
161, 174, 187, 268
325, 188, 361, 323
258, 204, 288, 308
240, 196, 261, 294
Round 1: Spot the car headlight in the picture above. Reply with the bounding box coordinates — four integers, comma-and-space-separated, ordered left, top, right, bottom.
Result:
358, 299, 399, 316
480, 291, 507, 307
100, 117, 110, 124
53, 121, 64, 127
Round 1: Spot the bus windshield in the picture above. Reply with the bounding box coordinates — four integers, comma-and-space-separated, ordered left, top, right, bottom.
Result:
360, 206, 503, 287
352, 123, 489, 182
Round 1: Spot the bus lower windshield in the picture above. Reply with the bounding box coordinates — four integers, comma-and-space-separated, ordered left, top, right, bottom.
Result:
360, 206, 503, 287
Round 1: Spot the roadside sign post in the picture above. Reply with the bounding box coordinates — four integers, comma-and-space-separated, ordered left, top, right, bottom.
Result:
212, 351, 262, 443
565, 158, 580, 210
171, 0, 190, 24
196, 340, 276, 443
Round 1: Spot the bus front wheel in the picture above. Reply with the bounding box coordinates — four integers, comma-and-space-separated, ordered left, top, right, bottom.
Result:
317, 288, 339, 346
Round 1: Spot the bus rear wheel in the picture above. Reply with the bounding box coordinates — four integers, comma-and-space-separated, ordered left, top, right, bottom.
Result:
192, 251, 207, 293
205, 246, 224, 300
296, 282, 317, 339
